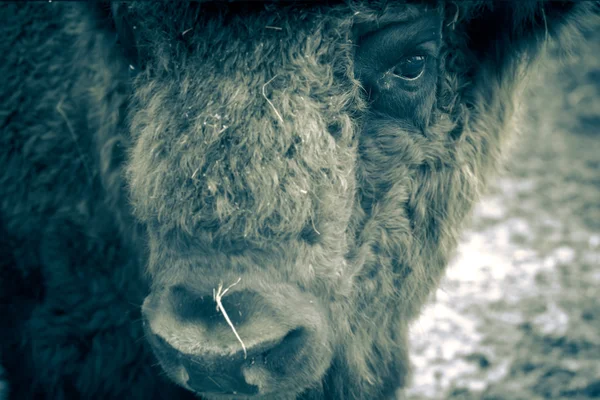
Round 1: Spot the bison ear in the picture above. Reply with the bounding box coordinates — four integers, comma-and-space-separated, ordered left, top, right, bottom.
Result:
448, 1, 598, 80
110, 2, 142, 72
84, 2, 141, 72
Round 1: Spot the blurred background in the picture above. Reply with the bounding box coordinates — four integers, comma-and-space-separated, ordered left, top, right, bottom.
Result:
406, 18, 600, 400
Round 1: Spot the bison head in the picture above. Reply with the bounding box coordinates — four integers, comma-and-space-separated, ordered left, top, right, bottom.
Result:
91, 1, 590, 398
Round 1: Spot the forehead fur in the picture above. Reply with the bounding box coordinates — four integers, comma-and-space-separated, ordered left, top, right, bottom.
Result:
120, 0, 484, 252
125, 1, 367, 252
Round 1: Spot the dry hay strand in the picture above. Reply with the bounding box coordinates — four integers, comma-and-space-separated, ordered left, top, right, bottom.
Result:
213, 277, 247, 359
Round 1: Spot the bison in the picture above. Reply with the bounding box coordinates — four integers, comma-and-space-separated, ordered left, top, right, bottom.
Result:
0, 1, 596, 399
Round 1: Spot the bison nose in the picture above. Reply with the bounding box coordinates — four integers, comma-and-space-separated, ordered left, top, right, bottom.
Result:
147, 326, 306, 396
142, 285, 312, 396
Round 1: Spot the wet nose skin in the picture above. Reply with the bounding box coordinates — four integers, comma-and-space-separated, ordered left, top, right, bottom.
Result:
142, 285, 315, 396
145, 321, 308, 395
169, 284, 258, 326
148, 333, 260, 396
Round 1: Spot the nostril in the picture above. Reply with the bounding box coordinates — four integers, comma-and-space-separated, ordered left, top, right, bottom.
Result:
265, 328, 304, 357
169, 285, 215, 322
248, 328, 306, 375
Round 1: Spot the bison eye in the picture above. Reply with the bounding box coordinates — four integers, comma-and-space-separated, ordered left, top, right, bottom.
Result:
353, 14, 441, 123
392, 55, 427, 81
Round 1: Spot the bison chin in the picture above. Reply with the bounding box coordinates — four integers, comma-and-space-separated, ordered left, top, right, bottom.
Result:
141, 282, 333, 398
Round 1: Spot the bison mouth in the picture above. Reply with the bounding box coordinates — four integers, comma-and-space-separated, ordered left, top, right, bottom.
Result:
147, 328, 308, 397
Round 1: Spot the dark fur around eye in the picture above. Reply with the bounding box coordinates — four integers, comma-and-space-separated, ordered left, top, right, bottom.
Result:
354, 15, 441, 126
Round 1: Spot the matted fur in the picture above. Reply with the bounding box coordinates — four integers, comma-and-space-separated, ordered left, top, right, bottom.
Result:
0, 1, 597, 399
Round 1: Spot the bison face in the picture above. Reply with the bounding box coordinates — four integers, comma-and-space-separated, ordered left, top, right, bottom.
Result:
96, 1, 583, 398
127, 3, 366, 397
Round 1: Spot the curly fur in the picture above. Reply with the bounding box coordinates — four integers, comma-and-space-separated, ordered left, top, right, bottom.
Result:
0, 1, 596, 399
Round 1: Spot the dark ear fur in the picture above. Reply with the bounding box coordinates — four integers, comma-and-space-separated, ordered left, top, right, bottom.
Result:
84, 2, 140, 70
111, 2, 140, 69
450, 1, 599, 78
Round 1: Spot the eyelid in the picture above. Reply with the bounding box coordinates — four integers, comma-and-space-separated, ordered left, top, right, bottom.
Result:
355, 20, 441, 73
402, 41, 439, 59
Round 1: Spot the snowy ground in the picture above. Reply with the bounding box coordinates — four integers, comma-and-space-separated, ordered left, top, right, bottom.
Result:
406, 23, 600, 400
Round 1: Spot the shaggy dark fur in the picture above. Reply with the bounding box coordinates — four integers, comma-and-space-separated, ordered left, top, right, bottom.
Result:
0, 1, 596, 399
